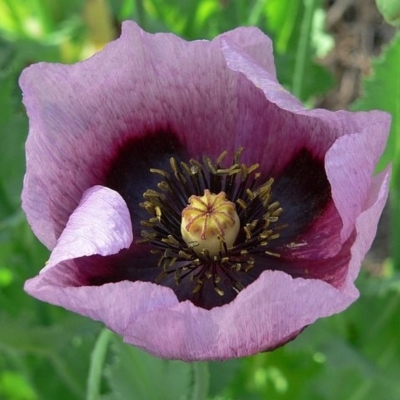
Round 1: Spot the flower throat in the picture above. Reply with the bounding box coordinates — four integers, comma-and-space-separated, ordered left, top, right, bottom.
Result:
138, 148, 288, 298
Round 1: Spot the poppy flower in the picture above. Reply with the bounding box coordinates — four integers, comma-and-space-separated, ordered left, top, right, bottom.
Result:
21, 22, 391, 361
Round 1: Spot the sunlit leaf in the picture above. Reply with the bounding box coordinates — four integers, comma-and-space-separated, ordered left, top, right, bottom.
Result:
0, 371, 38, 400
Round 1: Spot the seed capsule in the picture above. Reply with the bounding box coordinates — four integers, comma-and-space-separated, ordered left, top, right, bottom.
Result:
181, 190, 240, 257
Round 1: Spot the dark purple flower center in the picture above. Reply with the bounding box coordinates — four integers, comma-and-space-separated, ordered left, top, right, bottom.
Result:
93, 130, 333, 309
137, 148, 287, 298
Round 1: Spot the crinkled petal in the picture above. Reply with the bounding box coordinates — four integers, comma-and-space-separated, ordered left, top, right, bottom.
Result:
42, 185, 133, 273
20, 23, 275, 249
221, 35, 391, 244
326, 129, 391, 242
220, 26, 277, 77
221, 35, 303, 112
221, 35, 391, 173
123, 270, 354, 361
25, 263, 353, 361
277, 201, 343, 260
343, 167, 391, 295
25, 274, 179, 335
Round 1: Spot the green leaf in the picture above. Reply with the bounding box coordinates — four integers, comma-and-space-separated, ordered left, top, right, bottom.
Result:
0, 313, 99, 400
103, 336, 193, 400
264, 0, 301, 53
286, 284, 400, 400
376, 0, 400, 26
0, 370, 38, 400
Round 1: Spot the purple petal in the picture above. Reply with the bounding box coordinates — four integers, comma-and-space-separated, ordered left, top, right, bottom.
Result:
343, 167, 391, 294
278, 201, 343, 260
25, 260, 353, 361
42, 185, 133, 273
25, 275, 179, 334
220, 26, 277, 77
20, 23, 275, 249
325, 127, 391, 243
221, 35, 304, 112
123, 270, 354, 361
221, 35, 391, 175
221, 34, 391, 245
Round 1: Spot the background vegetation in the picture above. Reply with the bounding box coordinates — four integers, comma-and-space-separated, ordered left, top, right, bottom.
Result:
0, 0, 399, 399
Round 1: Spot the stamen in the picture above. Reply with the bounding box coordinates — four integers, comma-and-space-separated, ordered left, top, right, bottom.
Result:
138, 149, 287, 302
216, 150, 228, 165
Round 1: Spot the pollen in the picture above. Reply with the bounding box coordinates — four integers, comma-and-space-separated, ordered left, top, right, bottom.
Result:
181, 190, 240, 256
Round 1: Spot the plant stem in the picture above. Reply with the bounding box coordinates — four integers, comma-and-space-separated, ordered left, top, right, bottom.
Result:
86, 328, 113, 400
292, 0, 318, 99
192, 362, 210, 400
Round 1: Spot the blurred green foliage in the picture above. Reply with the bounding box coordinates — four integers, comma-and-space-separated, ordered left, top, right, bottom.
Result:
0, 0, 399, 399
376, 0, 400, 26
353, 32, 400, 271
